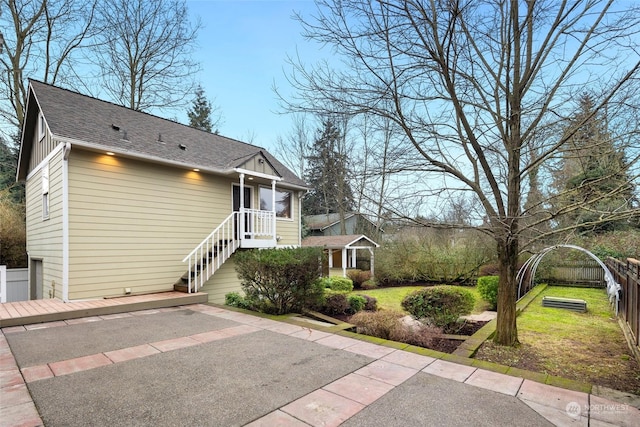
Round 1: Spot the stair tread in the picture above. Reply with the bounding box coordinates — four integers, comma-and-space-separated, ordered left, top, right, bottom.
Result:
174, 238, 237, 293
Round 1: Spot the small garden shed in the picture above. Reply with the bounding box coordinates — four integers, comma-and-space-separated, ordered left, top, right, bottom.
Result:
302, 234, 379, 277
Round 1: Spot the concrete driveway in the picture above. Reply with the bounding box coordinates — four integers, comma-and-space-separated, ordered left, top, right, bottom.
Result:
2, 304, 637, 426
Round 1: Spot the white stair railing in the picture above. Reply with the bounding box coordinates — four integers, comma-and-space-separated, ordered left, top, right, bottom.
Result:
182, 212, 239, 293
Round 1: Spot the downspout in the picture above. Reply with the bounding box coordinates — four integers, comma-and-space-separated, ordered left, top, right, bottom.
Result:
298, 191, 305, 246
239, 173, 245, 246
62, 142, 71, 301
271, 179, 277, 242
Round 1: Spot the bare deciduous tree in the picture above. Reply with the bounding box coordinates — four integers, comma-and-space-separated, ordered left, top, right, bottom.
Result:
91, 0, 200, 112
274, 113, 312, 179
282, 0, 640, 345
0, 0, 98, 135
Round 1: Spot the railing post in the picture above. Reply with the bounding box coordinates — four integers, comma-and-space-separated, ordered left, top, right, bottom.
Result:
239, 174, 245, 245
271, 180, 277, 242
187, 255, 192, 293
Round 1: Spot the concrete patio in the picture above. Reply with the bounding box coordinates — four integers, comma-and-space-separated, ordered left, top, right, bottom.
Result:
1, 299, 638, 426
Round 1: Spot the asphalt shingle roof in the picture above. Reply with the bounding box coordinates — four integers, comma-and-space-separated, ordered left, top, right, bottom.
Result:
301, 234, 379, 248
304, 213, 355, 230
20, 80, 306, 188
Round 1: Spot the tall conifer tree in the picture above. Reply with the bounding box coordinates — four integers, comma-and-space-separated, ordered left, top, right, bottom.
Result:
303, 119, 354, 218
187, 85, 216, 133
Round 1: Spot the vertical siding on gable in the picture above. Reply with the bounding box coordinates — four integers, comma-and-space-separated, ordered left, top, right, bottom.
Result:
240, 155, 278, 177
25, 148, 64, 299
67, 150, 236, 299
28, 118, 57, 175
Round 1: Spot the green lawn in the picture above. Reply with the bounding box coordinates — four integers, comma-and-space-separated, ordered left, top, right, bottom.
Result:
352, 285, 490, 313
475, 285, 640, 394
518, 286, 618, 339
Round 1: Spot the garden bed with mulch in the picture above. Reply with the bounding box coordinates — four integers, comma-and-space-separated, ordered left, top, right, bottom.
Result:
399, 319, 488, 353
327, 311, 488, 354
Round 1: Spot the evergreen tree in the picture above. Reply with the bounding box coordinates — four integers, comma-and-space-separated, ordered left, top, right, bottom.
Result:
187, 85, 221, 133
303, 119, 354, 218
551, 94, 636, 233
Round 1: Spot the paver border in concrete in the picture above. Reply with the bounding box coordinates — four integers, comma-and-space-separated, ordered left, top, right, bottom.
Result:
2, 302, 639, 427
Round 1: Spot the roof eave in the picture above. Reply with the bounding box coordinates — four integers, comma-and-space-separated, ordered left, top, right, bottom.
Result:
57, 136, 234, 176
16, 83, 38, 181
54, 137, 310, 190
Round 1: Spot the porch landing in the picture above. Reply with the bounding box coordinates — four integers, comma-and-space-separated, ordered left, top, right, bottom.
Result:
0, 291, 208, 328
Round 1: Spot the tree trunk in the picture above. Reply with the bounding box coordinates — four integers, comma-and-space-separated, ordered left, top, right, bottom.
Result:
494, 236, 519, 346
493, 0, 523, 347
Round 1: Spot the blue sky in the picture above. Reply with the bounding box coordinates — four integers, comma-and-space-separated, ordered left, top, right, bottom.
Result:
186, 0, 320, 151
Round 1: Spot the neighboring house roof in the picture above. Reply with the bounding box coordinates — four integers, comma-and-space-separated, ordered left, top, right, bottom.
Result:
17, 80, 307, 189
301, 234, 379, 249
304, 212, 382, 232
304, 213, 355, 230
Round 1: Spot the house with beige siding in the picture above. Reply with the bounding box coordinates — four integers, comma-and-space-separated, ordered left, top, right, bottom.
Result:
16, 80, 307, 304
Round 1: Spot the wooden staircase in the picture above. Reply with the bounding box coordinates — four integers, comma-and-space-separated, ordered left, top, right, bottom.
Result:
174, 212, 239, 293
174, 239, 232, 293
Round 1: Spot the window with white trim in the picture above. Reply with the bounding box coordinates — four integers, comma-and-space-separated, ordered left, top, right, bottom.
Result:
259, 187, 292, 219
42, 163, 49, 220
38, 113, 46, 141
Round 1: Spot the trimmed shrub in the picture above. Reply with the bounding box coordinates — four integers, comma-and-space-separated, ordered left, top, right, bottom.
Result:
347, 269, 372, 289
401, 285, 475, 328
346, 269, 361, 286
360, 278, 378, 290
234, 247, 325, 315
360, 294, 378, 311
323, 291, 351, 315
224, 292, 252, 310
348, 295, 366, 313
477, 276, 499, 310
320, 276, 354, 292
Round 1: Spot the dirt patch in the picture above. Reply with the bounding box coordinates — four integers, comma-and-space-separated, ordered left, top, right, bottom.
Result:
443, 320, 487, 335
429, 337, 464, 354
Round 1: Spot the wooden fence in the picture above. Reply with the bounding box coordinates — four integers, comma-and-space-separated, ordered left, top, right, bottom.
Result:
537, 260, 605, 286
0, 266, 29, 303
605, 257, 640, 354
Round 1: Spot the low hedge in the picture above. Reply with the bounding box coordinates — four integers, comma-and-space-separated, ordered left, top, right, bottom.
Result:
401, 285, 475, 328
320, 276, 354, 292
477, 275, 499, 310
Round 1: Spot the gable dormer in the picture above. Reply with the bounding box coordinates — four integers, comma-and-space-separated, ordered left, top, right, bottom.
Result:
238, 151, 281, 178
17, 83, 58, 180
